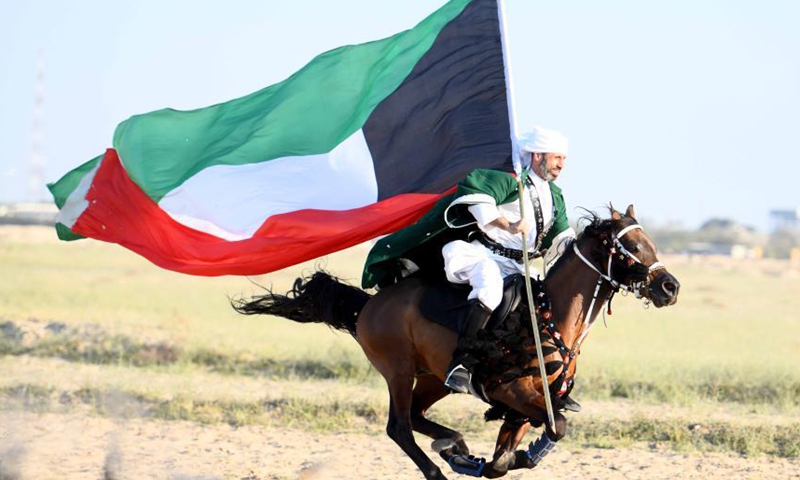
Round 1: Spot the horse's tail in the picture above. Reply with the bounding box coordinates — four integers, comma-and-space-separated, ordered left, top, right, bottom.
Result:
231, 271, 371, 337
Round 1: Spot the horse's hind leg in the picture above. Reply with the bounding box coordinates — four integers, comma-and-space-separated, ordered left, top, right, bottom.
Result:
386, 373, 448, 480
410, 374, 469, 457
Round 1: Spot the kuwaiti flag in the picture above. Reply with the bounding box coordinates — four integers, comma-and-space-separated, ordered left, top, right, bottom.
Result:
48, 0, 516, 276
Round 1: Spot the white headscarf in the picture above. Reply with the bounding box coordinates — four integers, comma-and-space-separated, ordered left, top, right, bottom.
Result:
518, 126, 569, 155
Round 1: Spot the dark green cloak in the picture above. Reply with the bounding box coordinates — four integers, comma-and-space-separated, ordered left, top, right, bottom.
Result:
361, 168, 568, 289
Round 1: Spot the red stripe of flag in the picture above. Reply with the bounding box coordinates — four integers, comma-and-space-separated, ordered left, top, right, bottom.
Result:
73, 149, 451, 276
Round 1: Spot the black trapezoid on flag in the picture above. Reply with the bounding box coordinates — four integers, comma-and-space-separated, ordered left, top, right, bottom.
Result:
363, 0, 513, 200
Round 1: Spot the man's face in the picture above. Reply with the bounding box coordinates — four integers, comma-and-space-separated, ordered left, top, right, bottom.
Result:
533, 152, 567, 181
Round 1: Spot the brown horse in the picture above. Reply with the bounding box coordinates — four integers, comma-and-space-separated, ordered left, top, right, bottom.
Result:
234, 205, 679, 479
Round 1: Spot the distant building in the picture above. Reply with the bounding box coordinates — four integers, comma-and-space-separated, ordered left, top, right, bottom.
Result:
0, 202, 57, 226
685, 242, 762, 259
770, 208, 800, 231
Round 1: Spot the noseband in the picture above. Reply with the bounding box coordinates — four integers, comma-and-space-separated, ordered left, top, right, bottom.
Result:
572, 223, 667, 348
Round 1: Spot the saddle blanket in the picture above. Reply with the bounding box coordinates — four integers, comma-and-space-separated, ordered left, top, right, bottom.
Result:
418, 274, 525, 334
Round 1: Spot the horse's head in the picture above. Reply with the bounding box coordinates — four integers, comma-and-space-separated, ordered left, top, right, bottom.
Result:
580, 204, 680, 308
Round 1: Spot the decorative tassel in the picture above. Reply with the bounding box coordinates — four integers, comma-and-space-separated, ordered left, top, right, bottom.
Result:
607, 291, 616, 316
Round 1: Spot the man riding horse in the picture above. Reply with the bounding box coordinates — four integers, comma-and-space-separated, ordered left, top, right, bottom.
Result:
362, 126, 580, 407
241, 171, 681, 478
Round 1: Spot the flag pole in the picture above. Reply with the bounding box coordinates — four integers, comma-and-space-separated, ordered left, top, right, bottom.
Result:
498, 0, 557, 434
515, 174, 557, 434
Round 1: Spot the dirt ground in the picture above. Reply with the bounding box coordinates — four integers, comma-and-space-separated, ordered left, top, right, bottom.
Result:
1, 411, 797, 480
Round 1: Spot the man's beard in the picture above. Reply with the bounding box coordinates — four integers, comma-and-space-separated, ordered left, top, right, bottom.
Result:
536, 159, 555, 181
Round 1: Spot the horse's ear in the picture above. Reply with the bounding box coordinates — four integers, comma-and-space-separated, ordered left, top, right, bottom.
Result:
625, 204, 637, 219
610, 203, 622, 220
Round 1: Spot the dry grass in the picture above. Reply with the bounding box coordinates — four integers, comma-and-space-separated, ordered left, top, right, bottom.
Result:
2, 225, 800, 457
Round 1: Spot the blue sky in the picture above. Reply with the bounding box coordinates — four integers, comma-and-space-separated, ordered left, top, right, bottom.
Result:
1, 0, 798, 231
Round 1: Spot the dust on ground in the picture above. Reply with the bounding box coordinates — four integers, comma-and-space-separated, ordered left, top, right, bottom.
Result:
1, 411, 797, 480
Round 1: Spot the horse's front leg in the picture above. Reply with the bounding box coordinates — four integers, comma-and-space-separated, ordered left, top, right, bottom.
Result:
504, 411, 567, 472
482, 415, 530, 478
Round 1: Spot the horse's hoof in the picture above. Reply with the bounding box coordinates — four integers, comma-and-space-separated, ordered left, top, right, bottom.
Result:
483, 451, 515, 478
513, 450, 536, 469
423, 467, 448, 480
482, 467, 506, 479
431, 438, 456, 453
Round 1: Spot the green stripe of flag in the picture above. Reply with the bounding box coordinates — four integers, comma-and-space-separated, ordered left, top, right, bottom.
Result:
48, 154, 102, 209
111, 0, 470, 202
47, 154, 103, 240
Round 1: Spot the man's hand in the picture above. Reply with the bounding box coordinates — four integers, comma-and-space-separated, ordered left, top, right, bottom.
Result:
488, 217, 530, 235
507, 218, 530, 235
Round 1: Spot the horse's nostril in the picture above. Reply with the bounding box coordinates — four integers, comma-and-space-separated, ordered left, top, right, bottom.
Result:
662, 281, 677, 296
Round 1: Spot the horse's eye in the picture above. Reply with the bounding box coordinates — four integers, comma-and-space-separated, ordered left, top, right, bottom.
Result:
625, 243, 639, 253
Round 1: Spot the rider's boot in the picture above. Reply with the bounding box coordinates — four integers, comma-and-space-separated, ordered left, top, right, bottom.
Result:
444, 299, 493, 394
561, 395, 582, 412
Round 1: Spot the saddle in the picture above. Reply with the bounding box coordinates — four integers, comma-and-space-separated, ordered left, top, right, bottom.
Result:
418, 274, 526, 334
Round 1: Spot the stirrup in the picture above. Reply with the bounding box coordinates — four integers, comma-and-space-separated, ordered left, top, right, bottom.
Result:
444, 364, 471, 394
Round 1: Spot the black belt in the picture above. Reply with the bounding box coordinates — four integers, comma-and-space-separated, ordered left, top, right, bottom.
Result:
471, 231, 541, 263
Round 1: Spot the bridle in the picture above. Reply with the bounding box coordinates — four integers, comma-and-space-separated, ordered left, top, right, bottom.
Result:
483, 222, 668, 402
572, 222, 666, 348
573, 223, 665, 297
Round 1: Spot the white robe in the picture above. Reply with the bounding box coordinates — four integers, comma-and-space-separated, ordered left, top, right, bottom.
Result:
442, 174, 573, 310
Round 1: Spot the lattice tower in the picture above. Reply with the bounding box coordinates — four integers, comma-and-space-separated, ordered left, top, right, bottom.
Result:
29, 48, 46, 201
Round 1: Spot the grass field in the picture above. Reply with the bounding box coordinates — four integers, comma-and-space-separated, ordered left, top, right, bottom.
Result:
1, 225, 799, 463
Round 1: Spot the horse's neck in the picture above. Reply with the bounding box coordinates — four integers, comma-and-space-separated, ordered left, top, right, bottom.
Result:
544, 246, 614, 348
